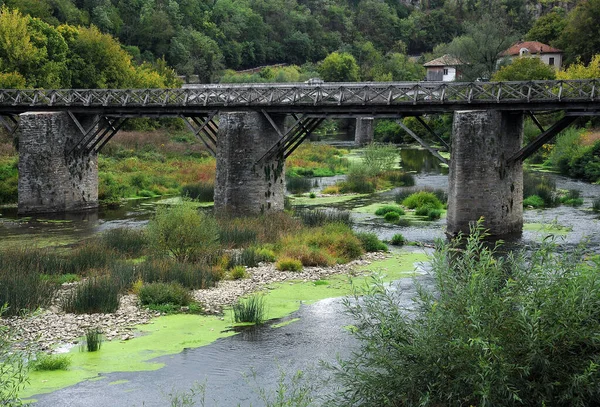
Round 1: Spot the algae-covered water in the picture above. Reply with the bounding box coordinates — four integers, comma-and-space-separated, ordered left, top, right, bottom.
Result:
4, 147, 600, 405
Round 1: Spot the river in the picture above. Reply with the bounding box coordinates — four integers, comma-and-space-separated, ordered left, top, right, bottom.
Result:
3, 147, 600, 406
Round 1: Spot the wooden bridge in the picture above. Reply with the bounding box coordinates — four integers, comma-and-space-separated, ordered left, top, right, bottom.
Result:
7, 79, 600, 237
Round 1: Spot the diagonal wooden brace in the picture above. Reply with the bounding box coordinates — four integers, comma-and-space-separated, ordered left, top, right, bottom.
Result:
0, 114, 19, 136
182, 112, 218, 156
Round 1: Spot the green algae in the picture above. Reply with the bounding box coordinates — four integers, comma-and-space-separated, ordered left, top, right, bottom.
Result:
289, 194, 366, 206
523, 222, 571, 236
271, 318, 300, 328
22, 251, 428, 401
352, 201, 396, 214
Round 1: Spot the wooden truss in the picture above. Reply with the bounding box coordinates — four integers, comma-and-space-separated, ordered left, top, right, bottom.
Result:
181, 112, 219, 156
67, 113, 128, 154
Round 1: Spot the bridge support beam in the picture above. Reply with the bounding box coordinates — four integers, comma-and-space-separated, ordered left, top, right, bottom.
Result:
214, 112, 285, 214
18, 112, 98, 214
354, 117, 374, 146
447, 110, 523, 237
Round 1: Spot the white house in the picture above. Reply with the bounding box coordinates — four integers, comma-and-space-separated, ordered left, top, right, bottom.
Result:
499, 41, 563, 70
423, 55, 462, 82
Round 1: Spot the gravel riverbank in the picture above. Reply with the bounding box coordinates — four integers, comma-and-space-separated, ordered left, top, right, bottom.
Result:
3, 252, 389, 352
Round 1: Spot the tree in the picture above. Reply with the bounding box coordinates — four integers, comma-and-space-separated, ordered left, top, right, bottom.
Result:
525, 9, 566, 45
168, 29, 223, 83
492, 57, 556, 81
318, 51, 359, 82
557, 54, 600, 79
558, 0, 600, 64
446, 16, 517, 80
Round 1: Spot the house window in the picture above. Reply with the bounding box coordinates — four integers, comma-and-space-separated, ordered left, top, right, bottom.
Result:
443, 68, 449, 75
549, 57, 555, 66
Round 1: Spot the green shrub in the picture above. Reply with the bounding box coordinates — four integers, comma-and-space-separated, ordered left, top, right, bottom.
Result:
374, 205, 405, 216
229, 266, 247, 280
426, 208, 442, 220
276, 257, 303, 272
390, 234, 405, 246
32, 353, 72, 371
146, 200, 220, 262
383, 211, 400, 222
356, 233, 388, 252
402, 191, 443, 210
62, 276, 121, 314
547, 127, 586, 174
101, 228, 147, 257
232, 295, 266, 324
327, 224, 600, 406
83, 329, 102, 352
523, 194, 545, 208
296, 209, 352, 227
286, 177, 313, 194
560, 189, 584, 206
181, 181, 214, 202
0, 159, 18, 204
395, 188, 447, 206
339, 164, 376, 194
138, 282, 192, 307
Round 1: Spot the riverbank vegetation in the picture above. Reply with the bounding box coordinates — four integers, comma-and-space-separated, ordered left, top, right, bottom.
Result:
327, 224, 600, 406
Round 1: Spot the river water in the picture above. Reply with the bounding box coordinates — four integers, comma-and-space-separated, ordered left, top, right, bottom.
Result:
4, 147, 600, 406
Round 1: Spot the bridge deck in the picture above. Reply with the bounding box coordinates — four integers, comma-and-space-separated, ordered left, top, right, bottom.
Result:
0, 80, 598, 116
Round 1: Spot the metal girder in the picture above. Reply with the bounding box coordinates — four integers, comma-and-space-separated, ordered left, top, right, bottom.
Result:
396, 119, 449, 165
0, 114, 18, 135
414, 115, 450, 151
181, 112, 218, 156
67, 114, 128, 154
257, 114, 324, 164
509, 116, 578, 163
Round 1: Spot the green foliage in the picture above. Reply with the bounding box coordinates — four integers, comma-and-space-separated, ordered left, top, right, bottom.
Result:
523, 194, 545, 208
401, 191, 444, 210
318, 52, 359, 82
101, 228, 147, 257
146, 200, 220, 262
62, 276, 121, 314
558, 0, 600, 64
32, 353, 71, 371
374, 205, 405, 216
380, 170, 415, 187
362, 143, 398, 176
383, 211, 400, 222
181, 181, 214, 202
523, 172, 559, 207
327, 225, 600, 406
296, 209, 352, 227
83, 328, 102, 352
547, 127, 586, 174
560, 189, 583, 207
232, 294, 266, 324
227, 246, 276, 268
276, 257, 303, 272
557, 54, 600, 79
567, 140, 600, 183
138, 282, 192, 308
526, 10, 567, 45
426, 208, 442, 220
390, 233, 405, 246
0, 158, 17, 204
229, 265, 247, 280
338, 164, 376, 194
1, 304, 30, 406
356, 233, 388, 252
137, 259, 219, 290
492, 57, 556, 81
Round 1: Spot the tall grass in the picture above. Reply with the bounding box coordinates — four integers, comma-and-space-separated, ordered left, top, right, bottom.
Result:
101, 228, 147, 257
286, 177, 313, 194
32, 354, 72, 371
138, 282, 192, 308
296, 209, 352, 227
181, 181, 214, 202
83, 329, 102, 352
138, 259, 220, 289
226, 247, 276, 268
62, 276, 121, 314
232, 295, 267, 324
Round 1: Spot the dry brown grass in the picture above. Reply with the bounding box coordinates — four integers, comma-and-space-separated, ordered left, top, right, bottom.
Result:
109, 129, 208, 157
580, 129, 600, 146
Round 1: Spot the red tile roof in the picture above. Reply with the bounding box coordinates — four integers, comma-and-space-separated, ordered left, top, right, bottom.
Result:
501, 41, 562, 56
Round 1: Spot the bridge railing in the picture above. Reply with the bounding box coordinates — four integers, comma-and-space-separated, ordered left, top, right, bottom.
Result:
0, 79, 597, 108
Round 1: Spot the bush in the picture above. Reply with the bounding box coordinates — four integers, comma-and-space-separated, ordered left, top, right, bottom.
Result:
356, 233, 388, 252
383, 211, 400, 222
232, 295, 266, 324
296, 209, 352, 227
390, 234, 405, 246
138, 282, 192, 307
426, 208, 442, 220
32, 354, 72, 371
62, 276, 121, 314
374, 205, 405, 216
327, 224, 600, 406
402, 191, 444, 210
286, 177, 313, 194
101, 228, 147, 257
339, 164, 376, 194
275, 257, 303, 272
395, 188, 447, 206
181, 181, 214, 202
560, 189, 584, 206
138, 259, 219, 290
523, 194, 545, 208
229, 266, 247, 280
146, 200, 220, 262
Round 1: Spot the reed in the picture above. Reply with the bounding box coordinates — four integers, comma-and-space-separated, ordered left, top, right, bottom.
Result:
62, 276, 121, 314
232, 294, 266, 324
83, 329, 102, 352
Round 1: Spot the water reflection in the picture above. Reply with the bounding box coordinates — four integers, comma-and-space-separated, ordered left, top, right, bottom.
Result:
400, 148, 448, 174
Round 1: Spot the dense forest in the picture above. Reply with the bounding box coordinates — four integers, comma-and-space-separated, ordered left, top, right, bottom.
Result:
0, 0, 599, 87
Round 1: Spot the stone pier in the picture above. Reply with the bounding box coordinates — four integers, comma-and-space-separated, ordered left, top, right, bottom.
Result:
354, 117, 374, 146
447, 110, 523, 236
18, 112, 98, 214
214, 112, 285, 214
